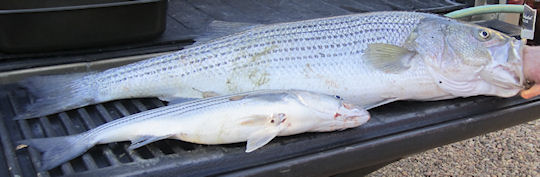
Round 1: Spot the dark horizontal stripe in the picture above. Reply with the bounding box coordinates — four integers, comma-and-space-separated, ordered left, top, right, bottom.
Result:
99, 13, 423, 82
103, 25, 412, 85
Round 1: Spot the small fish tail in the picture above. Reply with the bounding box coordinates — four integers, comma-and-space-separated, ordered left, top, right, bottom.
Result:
18, 135, 94, 171
14, 72, 98, 119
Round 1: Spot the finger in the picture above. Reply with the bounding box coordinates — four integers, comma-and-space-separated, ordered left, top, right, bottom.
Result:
520, 84, 540, 99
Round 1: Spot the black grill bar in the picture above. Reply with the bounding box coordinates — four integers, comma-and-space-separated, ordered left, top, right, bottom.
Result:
0, 112, 22, 177
57, 112, 98, 171
129, 99, 167, 157
150, 99, 166, 107
101, 147, 121, 166
95, 105, 114, 122
110, 102, 146, 162
37, 116, 75, 175
18, 119, 51, 175
6, 94, 50, 177
94, 104, 142, 163
145, 100, 190, 154
76, 108, 121, 166
112, 101, 160, 159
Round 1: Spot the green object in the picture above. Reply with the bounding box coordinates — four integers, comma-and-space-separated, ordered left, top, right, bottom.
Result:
445, 4, 524, 18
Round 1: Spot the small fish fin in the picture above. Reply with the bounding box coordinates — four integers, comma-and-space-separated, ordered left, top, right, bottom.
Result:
245, 113, 287, 152
238, 115, 269, 126
168, 98, 199, 105
364, 97, 399, 110
128, 134, 171, 150
18, 135, 94, 171
185, 21, 263, 48
245, 128, 280, 153
157, 96, 177, 102
364, 43, 416, 73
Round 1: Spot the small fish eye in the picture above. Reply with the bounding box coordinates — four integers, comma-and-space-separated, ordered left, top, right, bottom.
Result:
479, 30, 490, 39
334, 95, 342, 100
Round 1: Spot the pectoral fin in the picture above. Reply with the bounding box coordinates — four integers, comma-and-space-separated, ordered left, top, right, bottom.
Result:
364, 43, 416, 73
128, 134, 172, 150
245, 113, 287, 152
246, 128, 280, 152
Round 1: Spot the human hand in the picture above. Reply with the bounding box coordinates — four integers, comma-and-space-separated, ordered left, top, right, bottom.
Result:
520, 45, 540, 99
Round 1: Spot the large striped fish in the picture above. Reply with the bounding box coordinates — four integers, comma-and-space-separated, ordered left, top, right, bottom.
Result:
15, 11, 525, 119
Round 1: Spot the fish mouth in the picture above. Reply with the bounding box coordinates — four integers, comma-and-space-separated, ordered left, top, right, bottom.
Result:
509, 38, 526, 88
481, 38, 525, 94
338, 102, 371, 124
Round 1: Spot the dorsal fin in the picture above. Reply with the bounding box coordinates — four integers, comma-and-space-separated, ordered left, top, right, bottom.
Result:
128, 134, 172, 150
186, 21, 263, 48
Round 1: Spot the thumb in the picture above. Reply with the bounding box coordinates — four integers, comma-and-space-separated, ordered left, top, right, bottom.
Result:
521, 84, 540, 99
521, 45, 540, 99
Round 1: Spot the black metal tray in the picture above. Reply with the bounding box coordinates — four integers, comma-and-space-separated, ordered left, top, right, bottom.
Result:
0, 0, 167, 53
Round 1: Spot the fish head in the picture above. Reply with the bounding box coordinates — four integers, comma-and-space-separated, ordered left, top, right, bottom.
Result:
411, 17, 525, 97
290, 90, 370, 132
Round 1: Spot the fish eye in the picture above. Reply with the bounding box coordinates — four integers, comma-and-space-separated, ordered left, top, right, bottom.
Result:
334, 95, 342, 100
478, 30, 490, 39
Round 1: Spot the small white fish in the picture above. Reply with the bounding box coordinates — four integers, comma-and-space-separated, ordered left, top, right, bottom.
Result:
18, 90, 370, 171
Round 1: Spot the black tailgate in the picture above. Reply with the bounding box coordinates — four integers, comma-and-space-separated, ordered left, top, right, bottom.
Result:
2, 1, 539, 177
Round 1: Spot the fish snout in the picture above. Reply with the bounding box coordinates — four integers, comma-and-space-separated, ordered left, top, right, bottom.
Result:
336, 102, 371, 127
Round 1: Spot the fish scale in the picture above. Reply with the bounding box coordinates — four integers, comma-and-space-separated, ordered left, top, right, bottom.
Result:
94, 12, 433, 107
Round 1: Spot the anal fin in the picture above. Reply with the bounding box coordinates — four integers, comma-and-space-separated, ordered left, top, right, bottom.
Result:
159, 96, 199, 105
128, 134, 171, 150
364, 97, 398, 110
245, 113, 287, 152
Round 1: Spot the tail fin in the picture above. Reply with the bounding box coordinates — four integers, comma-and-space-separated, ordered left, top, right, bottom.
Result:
14, 72, 97, 119
18, 135, 94, 171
